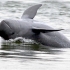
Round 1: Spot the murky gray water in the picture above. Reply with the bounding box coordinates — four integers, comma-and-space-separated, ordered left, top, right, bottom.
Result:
0, 0, 70, 70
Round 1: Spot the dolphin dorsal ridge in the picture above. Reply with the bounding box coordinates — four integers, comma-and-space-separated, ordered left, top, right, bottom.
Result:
21, 4, 42, 19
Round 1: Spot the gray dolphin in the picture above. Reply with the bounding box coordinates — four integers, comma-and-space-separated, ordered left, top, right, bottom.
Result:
0, 4, 70, 48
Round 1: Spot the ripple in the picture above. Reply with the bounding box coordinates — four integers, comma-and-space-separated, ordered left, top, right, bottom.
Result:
0, 1, 70, 70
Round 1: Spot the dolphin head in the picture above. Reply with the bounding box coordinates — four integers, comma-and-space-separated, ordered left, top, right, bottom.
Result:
0, 19, 26, 40
0, 20, 15, 40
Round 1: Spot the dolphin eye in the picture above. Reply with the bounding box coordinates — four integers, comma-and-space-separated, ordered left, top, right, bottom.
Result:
10, 32, 15, 35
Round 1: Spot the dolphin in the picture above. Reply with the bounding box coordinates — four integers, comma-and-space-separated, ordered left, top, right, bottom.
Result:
0, 4, 70, 48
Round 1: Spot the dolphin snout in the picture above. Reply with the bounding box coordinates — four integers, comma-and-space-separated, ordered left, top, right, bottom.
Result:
0, 20, 14, 40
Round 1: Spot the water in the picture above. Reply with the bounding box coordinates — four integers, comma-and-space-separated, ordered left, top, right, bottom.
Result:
0, 0, 70, 70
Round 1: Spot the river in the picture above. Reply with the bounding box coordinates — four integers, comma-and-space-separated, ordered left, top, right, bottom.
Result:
0, 0, 70, 70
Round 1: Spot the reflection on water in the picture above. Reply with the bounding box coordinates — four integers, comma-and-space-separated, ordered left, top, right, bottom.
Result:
0, 38, 65, 65
0, 38, 69, 60
0, 39, 61, 59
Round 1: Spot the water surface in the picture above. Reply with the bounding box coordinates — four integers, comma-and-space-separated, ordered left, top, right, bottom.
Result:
0, 0, 70, 70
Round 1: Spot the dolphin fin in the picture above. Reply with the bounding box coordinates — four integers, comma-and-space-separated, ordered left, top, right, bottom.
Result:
21, 4, 42, 19
32, 28, 64, 34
